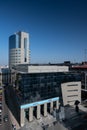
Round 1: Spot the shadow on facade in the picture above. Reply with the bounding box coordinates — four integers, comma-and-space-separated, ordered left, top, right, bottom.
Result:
4, 86, 20, 125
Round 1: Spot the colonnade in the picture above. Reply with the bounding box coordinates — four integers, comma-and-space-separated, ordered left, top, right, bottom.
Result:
20, 99, 59, 127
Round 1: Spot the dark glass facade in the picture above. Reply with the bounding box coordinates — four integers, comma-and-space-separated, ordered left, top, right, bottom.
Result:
15, 72, 81, 105
24, 38, 27, 62
9, 34, 19, 49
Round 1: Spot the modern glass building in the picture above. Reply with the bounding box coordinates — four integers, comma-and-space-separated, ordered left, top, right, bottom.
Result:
8, 65, 81, 126
15, 71, 81, 105
9, 31, 30, 68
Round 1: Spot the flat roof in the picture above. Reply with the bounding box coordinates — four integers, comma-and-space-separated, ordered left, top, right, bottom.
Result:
13, 63, 67, 66
72, 65, 87, 69
13, 64, 69, 74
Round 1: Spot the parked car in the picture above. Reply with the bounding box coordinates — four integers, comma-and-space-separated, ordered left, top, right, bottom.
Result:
0, 112, 2, 115
0, 89, 2, 94
0, 118, 2, 125
0, 87, 2, 89
0, 103, 2, 107
0, 96, 2, 101
3, 115, 8, 122
12, 124, 16, 130
0, 115, 1, 119
0, 106, 2, 112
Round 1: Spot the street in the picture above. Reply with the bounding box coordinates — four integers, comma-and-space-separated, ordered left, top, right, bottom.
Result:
0, 86, 12, 130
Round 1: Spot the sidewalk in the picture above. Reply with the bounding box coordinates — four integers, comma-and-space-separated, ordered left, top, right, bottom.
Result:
8, 108, 20, 130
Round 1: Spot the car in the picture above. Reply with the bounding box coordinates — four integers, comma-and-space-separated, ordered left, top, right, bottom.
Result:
3, 115, 8, 122
0, 89, 2, 94
12, 124, 16, 130
0, 103, 2, 105
0, 108, 2, 112
0, 87, 2, 89
0, 118, 2, 125
0, 115, 2, 120
0, 112, 2, 115
0, 106, 2, 109
0, 96, 2, 101
0, 104, 2, 107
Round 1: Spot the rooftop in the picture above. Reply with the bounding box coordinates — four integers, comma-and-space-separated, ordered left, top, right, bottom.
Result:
72, 64, 87, 69
58, 105, 87, 130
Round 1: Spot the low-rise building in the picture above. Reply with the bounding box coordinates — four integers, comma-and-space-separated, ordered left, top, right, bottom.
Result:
0, 66, 11, 86
7, 64, 82, 127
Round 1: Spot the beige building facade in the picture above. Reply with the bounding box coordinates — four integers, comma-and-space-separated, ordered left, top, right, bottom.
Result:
9, 31, 30, 68
61, 82, 81, 106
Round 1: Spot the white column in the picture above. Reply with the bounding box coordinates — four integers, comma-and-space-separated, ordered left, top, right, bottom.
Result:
37, 105, 40, 119
29, 107, 33, 122
20, 109, 25, 127
44, 103, 47, 117
50, 101, 53, 113
56, 100, 59, 109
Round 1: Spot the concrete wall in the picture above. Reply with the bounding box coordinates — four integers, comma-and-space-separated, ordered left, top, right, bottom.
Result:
61, 82, 81, 106
28, 65, 69, 73
12, 64, 69, 73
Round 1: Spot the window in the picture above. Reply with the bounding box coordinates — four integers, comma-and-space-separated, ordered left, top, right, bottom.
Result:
67, 95, 78, 97
67, 84, 78, 86
67, 100, 75, 103
67, 89, 78, 92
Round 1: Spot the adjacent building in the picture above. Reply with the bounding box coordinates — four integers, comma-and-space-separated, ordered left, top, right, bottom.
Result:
71, 64, 87, 100
0, 66, 11, 86
9, 31, 30, 68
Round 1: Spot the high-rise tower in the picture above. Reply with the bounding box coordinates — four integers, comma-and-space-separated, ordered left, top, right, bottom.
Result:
9, 31, 30, 68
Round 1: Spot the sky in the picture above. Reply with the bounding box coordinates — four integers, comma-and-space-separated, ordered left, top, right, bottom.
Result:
0, 0, 87, 65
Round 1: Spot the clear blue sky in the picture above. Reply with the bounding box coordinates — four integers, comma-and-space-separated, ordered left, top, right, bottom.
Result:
0, 0, 87, 65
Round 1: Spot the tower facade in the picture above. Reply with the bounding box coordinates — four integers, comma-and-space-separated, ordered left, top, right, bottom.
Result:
9, 31, 30, 68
